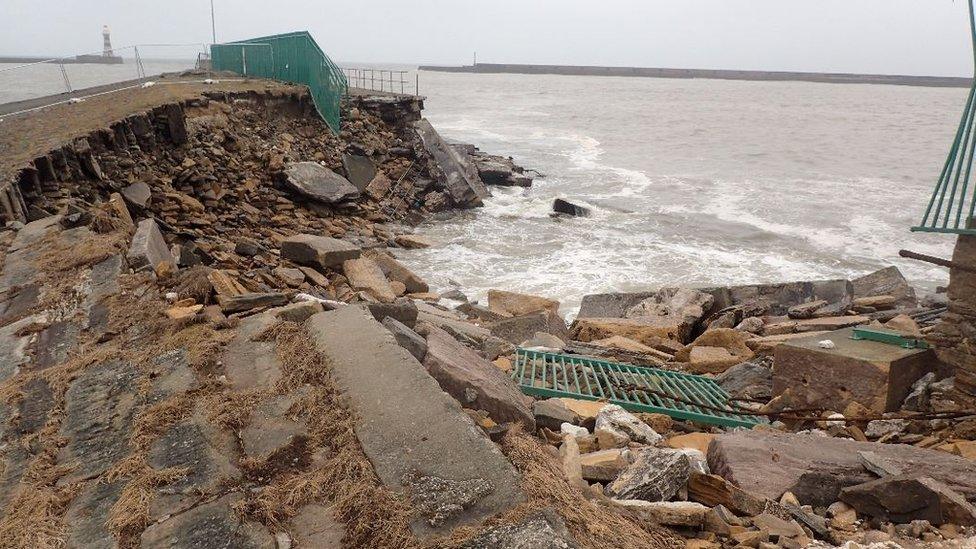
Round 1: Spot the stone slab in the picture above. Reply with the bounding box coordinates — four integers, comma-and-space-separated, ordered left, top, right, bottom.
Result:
577, 291, 656, 319
708, 430, 976, 502
307, 306, 524, 535
282, 161, 360, 203
127, 218, 175, 271
415, 119, 489, 207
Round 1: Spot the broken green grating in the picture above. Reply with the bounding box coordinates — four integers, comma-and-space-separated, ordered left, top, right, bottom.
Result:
511, 348, 766, 428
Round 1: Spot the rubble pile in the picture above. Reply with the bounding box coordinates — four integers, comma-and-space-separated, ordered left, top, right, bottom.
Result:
1, 80, 975, 549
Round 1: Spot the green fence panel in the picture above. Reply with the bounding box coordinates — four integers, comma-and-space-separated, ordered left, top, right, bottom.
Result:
211, 31, 346, 132
511, 348, 766, 428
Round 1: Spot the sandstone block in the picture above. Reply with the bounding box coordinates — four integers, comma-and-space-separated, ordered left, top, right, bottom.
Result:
343, 257, 396, 303
127, 218, 175, 271
281, 234, 360, 269
488, 289, 560, 317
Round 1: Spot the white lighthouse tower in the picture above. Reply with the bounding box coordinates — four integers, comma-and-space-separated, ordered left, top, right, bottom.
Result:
102, 25, 114, 57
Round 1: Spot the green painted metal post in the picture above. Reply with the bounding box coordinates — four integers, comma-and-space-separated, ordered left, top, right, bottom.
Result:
914, 0, 976, 235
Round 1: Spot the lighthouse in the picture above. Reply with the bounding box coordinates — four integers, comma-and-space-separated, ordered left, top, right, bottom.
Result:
102, 25, 114, 57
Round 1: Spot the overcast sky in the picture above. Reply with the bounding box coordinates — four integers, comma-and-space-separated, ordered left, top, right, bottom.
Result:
2, 0, 974, 76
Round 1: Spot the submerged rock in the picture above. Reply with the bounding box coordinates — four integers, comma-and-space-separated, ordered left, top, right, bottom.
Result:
552, 198, 590, 217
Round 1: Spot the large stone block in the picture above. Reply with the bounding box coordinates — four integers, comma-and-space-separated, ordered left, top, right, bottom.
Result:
570, 316, 687, 346
343, 257, 396, 303
707, 430, 976, 503
366, 250, 429, 293
577, 291, 656, 319
773, 327, 936, 413
415, 119, 489, 207
424, 324, 535, 430
282, 161, 360, 203
490, 310, 569, 345
852, 266, 918, 309
126, 218, 174, 271
488, 289, 560, 317
280, 233, 360, 269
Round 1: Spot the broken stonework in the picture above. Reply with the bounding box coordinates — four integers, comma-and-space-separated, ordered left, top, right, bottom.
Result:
402, 470, 495, 528
367, 249, 430, 293
282, 161, 360, 203
490, 310, 570, 345
343, 257, 396, 303
852, 266, 918, 309
126, 218, 175, 271
415, 119, 489, 207
64, 480, 125, 548
605, 446, 691, 502
341, 153, 376, 191
625, 287, 714, 340
280, 233, 361, 269
488, 289, 560, 317
423, 324, 535, 430
595, 404, 662, 446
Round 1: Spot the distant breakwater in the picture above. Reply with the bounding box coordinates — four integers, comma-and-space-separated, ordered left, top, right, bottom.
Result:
418, 63, 972, 88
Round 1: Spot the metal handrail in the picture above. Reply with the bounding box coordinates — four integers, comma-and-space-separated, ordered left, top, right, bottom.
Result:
343, 68, 419, 96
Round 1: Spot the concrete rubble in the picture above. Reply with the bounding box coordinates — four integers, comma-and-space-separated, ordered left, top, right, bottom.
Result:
0, 77, 974, 549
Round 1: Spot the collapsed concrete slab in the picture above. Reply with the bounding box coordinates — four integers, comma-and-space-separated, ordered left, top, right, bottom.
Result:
707, 430, 976, 503
308, 306, 524, 535
773, 327, 937, 413
415, 119, 489, 208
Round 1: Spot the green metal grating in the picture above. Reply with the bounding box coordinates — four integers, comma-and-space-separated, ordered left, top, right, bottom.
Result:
914, 0, 976, 235
211, 31, 347, 133
511, 348, 765, 428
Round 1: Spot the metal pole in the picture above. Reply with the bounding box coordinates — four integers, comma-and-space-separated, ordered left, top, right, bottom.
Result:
210, 0, 217, 44
416, 73, 419, 97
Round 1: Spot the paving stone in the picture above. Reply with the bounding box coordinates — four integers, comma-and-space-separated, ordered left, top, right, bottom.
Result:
59, 359, 140, 481
35, 320, 80, 369
223, 313, 281, 391
148, 409, 240, 520
16, 377, 54, 434
289, 504, 344, 548
0, 315, 38, 383
64, 480, 124, 549
242, 390, 309, 463
147, 348, 199, 404
141, 493, 274, 548
0, 284, 39, 326
308, 306, 524, 536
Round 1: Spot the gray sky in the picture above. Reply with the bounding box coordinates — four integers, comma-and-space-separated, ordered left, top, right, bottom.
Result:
2, 0, 974, 76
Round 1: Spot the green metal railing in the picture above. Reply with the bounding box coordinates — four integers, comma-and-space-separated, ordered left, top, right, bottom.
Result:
914, 0, 976, 235
211, 31, 346, 132
511, 348, 765, 428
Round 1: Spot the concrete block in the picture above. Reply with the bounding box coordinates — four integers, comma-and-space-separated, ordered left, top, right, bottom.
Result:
773, 327, 937, 413
126, 218, 175, 271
